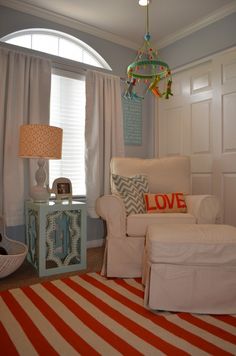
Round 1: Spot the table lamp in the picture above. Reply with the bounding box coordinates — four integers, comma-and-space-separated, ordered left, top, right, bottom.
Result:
19, 124, 63, 202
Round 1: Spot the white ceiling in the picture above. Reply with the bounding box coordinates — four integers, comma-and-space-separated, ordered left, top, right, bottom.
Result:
1, 0, 236, 49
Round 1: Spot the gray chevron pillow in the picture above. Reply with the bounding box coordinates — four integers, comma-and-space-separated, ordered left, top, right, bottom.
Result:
112, 174, 149, 215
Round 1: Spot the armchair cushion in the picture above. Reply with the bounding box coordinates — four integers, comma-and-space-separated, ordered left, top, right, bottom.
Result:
144, 192, 187, 213
127, 213, 196, 236
112, 174, 149, 215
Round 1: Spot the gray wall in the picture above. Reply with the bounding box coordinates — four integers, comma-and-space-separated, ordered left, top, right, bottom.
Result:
1, 5, 236, 243
159, 12, 236, 69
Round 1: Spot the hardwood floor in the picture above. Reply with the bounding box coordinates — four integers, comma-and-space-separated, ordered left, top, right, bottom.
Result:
0, 246, 105, 291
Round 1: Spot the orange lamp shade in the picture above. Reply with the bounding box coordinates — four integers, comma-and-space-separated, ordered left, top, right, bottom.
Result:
19, 124, 63, 159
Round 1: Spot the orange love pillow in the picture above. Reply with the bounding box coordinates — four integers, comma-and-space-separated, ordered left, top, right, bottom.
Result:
143, 192, 187, 213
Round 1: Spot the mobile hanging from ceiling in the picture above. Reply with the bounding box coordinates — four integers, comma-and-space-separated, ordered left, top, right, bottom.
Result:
123, 0, 173, 100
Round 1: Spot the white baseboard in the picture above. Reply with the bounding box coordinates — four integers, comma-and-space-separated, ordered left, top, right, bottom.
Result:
87, 239, 105, 249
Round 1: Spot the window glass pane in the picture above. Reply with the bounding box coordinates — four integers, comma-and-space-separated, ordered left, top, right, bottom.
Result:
49, 73, 86, 196
1, 29, 111, 70
6, 35, 31, 49
32, 34, 59, 55
59, 38, 83, 62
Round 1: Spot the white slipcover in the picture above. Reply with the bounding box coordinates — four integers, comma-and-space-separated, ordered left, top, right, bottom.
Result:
127, 213, 196, 237
143, 224, 236, 314
96, 156, 220, 278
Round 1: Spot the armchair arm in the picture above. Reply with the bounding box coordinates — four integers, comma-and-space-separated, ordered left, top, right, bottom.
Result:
95, 195, 127, 239
185, 195, 220, 224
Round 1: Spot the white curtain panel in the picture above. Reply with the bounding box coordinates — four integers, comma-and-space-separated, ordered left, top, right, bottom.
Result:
85, 70, 125, 218
0, 47, 51, 226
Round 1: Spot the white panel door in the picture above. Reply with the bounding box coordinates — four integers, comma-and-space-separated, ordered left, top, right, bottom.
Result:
156, 48, 236, 226
213, 50, 236, 225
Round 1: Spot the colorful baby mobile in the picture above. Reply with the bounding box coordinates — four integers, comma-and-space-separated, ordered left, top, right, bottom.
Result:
123, 34, 173, 101
123, 0, 173, 104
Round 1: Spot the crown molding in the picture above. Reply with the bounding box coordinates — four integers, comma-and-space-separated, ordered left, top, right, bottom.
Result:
1, 0, 236, 50
157, 2, 236, 49
0, 0, 139, 50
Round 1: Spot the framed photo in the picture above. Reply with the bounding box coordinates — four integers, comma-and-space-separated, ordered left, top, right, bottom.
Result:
50, 177, 72, 202
57, 182, 70, 195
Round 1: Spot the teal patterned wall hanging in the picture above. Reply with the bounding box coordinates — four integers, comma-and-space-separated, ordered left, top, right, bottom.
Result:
122, 97, 142, 146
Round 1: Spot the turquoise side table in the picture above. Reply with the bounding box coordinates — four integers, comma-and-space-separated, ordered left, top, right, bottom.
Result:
25, 200, 87, 277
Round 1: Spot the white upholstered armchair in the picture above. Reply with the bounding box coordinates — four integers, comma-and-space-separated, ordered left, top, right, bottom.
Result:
96, 156, 220, 278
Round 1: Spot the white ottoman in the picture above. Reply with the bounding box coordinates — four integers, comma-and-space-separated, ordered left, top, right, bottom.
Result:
143, 224, 236, 314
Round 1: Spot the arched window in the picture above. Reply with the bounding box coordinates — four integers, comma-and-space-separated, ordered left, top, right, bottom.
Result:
1, 29, 112, 196
1, 28, 111, 69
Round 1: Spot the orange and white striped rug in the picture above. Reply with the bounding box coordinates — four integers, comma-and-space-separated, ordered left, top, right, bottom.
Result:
0, 272, 236, 355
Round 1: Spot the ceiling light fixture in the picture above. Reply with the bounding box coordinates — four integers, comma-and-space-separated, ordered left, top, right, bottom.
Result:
139, 0, 150, 6
123, 1, 173, 100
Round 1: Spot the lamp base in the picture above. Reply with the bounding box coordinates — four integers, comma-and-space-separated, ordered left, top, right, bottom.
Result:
30, 158, 50, 202
30, 185, 50, 203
